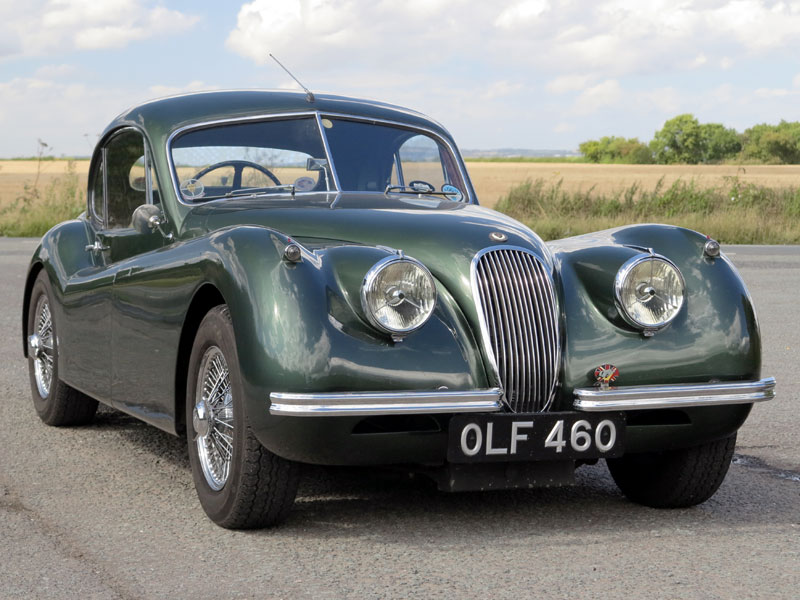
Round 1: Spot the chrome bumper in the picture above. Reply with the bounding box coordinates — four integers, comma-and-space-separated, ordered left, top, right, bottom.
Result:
573, 377, 776, 412
269, 388, 503, 417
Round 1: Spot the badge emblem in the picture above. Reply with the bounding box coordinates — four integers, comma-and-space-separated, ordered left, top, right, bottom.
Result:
489, 231, 508, 242
594, 364, 619, 386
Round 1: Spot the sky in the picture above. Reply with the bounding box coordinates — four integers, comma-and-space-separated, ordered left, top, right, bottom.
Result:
2, 0, 800, 157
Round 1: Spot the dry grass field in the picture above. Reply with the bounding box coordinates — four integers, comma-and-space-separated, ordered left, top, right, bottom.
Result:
2, 159, 800, 241
5, 159, 800, 209
468, 162, 800, 209
4, 159, 800, 209
0, 160, 90, 209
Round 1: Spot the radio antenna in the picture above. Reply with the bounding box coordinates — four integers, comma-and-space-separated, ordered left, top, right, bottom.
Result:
269, 54, 315, 103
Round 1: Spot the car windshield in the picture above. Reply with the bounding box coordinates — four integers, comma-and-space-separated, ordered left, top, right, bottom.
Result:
170, 115, 468, 203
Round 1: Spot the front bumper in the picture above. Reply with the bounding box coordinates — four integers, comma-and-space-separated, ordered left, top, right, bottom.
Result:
269, 388, 503, 416
268, 377, 775, 417
573, 377, 776, 411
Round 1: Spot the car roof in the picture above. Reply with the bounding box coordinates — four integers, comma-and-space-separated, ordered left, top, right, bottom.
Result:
103, 89, 448, 141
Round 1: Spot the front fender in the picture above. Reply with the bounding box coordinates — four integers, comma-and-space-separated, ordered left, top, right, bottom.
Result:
197, 228, 489, 454
549, 224, 761, 405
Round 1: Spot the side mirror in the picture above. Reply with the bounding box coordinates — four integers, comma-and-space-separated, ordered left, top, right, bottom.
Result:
306, 157, 328, 172
131, 204, 173, 240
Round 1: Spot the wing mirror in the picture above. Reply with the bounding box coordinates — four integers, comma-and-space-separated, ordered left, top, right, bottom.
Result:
131, 204, 174, 241
306, 157, 331, 191
306, 157, 328, 171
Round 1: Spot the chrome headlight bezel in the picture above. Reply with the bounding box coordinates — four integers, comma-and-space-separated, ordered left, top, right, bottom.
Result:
614, 253, 686, 333
360, 255, 437, 337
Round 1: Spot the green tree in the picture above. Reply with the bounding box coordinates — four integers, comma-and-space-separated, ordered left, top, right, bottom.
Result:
650, 114, 704, 164
699, 123, 741, 162
579, 136, 653, 164
741, 121, 800, 163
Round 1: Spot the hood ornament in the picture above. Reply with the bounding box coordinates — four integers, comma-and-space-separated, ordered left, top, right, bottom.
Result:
489, 231, 508, 242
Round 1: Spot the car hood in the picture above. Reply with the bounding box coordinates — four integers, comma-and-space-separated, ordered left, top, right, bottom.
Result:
183, 191, 553, 276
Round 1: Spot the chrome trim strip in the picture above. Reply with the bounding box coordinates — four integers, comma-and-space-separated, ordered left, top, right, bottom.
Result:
315, 113, 341, 192
573, 377, 776, 411
269, 388, 503, 416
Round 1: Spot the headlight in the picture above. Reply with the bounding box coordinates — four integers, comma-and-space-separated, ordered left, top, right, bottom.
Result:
361, 255, 436, 336
614, 254, 685, 332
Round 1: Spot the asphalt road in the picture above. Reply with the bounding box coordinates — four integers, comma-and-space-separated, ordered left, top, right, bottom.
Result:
1, 239, 797, 600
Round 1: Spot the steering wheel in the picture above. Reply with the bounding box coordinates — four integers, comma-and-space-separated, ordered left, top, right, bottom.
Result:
192, 160, 281, 190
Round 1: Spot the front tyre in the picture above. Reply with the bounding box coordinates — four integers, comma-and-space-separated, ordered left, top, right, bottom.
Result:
606, 433, 736, 508
27, 270, 98, 426
186, 305, 299, 529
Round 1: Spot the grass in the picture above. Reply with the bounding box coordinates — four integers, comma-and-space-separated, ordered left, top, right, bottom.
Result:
465, 156, 587, 163
2, 156, 800, 243
495, 176, 800, 243
0, 160, 85, 237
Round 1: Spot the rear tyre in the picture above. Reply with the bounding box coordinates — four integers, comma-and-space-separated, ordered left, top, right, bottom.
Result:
27, 270, 98, 426
606, 433, 736, 508
186, 305, 299, 529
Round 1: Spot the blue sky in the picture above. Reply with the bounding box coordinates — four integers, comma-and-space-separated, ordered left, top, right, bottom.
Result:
2, 0, 800, 157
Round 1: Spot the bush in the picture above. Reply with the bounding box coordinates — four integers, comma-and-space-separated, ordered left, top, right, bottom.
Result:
579, 136, 653, 164
495, 177, 800, 244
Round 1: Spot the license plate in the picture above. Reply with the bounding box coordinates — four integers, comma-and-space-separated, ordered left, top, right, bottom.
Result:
447, 412, 625, 463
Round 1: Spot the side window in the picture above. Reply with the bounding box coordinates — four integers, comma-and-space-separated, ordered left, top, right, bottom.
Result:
105, 130, 146, 229
90, 154, 105, 225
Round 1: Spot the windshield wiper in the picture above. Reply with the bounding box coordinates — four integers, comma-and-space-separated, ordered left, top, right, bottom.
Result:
225, 184, 295, 198
384, 184, 451, 197
201, 185, 297, 201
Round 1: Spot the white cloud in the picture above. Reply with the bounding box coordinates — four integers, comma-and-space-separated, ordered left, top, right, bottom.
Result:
33, 63, 78, 79
688, 54, 707, 69
483, 80, 524, 99
754, 87, 795, 98
226, 1, 800, 82
494, 0, 551, 29
0, 76, 215, 156
793, 74, 800, 89
573, 79, 623, 115
1, 0, 199, 57
148, 81, 216, 98
546, 74, 597, 95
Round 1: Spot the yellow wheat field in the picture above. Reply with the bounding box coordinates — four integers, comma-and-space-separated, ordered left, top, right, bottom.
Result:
3, 159, 800, 211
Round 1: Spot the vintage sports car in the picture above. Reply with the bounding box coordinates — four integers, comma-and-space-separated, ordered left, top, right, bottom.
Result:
23, 90, 775, 528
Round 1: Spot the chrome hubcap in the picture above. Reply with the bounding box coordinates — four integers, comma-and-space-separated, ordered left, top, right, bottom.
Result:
194, 346, 234, 491
31, 296, 54, 398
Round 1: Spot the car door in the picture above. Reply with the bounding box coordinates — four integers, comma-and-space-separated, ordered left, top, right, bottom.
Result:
57, 150, 114, 402
92, 128, 180, 428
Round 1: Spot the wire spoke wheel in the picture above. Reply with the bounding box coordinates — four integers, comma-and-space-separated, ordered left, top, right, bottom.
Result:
32, 295, 54, 398
186, 305, 299, 529
27, 271, 97, 426
194, 346, 234, 490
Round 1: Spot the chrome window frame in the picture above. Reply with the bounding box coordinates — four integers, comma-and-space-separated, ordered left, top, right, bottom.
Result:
88, 126, 158, 230
165, 111, 474, 207
88, 147, 107, 228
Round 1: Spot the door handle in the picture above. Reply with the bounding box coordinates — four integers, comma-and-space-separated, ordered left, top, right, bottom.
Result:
85, 239, 109, 253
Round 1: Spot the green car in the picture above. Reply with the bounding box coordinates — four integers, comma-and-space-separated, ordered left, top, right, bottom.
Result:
22, 91, 775, 528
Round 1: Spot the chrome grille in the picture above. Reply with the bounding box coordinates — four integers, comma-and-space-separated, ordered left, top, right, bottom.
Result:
473, 248, 560, 413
